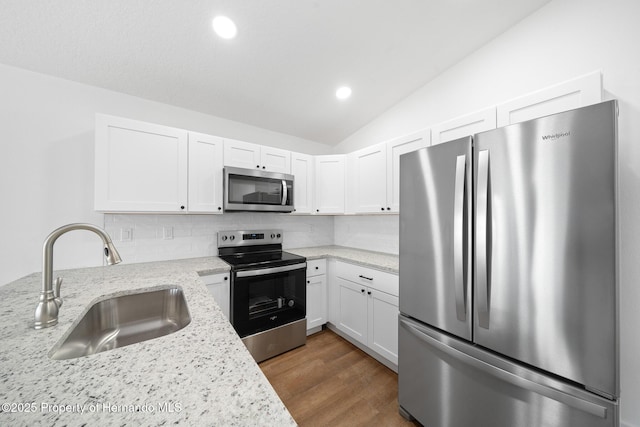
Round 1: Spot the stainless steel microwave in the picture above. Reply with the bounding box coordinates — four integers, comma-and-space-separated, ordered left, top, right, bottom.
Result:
223, 166, 294, 213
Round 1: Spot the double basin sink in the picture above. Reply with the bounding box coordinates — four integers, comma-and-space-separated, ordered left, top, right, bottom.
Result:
50, 286, 191, 360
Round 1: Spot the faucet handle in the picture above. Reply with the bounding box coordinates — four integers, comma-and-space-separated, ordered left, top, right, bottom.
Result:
54, 277, 63, 307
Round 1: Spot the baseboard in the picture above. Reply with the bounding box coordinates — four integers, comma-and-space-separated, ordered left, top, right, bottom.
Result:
326, 323, 398, 373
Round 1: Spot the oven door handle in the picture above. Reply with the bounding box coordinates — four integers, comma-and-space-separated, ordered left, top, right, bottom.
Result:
236, 262, 307, 278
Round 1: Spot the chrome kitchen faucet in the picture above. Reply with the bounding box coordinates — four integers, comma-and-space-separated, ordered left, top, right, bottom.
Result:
34, 223, 122, 329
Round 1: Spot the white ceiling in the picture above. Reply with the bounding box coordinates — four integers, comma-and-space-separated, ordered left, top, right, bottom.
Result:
0, 0, 550, 145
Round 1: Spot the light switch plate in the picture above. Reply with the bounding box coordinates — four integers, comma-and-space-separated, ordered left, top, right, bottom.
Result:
163, 226, 174, 240
120, 228, 133, 242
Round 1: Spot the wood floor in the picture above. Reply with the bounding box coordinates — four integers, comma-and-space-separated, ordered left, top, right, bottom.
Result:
259, 329, 419, 427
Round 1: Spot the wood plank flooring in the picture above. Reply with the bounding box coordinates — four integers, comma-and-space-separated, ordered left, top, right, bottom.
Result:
259, 329, 419, 427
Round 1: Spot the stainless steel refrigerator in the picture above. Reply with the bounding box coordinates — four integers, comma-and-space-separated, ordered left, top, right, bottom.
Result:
398, 100, 619, 427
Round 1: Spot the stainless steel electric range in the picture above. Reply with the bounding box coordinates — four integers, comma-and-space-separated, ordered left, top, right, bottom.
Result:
217, 229, 307, 362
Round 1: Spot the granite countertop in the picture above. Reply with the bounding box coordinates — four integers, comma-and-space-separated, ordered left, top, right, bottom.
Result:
287, 245, 399, 273
0, 246, 397, 426
0, 257, 296, 427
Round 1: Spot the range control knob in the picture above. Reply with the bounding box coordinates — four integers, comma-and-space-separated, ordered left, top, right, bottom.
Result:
277, 233, 281, 238
271, 233, 276, 239
221, 235, 228, 241
230, 235, 235, 241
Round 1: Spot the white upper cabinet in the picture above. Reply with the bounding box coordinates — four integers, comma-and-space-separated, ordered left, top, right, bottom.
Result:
386, 130, 430, 212
314, 155, 345, 214
291, 152, 314, 214
95, 114, 188, 212
348, 129, 429, 214
188, 132, 224, 213
350, 142, 388, 213
223, 139, 291, 173
261, 146, 291, 174
431, 108, 496, 146
496, 71, 602, 127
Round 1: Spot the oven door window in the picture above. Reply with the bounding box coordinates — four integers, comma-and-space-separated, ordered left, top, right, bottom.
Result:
231, 266, 306, 337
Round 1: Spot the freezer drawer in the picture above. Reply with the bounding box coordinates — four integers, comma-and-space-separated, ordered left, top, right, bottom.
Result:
398, 316, 618, 427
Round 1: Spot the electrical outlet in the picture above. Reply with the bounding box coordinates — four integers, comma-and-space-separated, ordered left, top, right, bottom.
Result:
120, 228, 133, 242
163, 226, 174, 240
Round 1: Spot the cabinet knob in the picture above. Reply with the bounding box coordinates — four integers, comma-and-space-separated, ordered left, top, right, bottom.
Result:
307, 280, 310, 284
387, 207, 391, 211
361, 289, 365, 293
256, 165, 260, 168
218, 207, 222, 211
367, 291, 372, 295
180, 206, 185, 210
262, 166, 266, 169
315, 266, 319, 270
316, 209, 319, 212
380, 207, 385, 211
224, 276, 228, 281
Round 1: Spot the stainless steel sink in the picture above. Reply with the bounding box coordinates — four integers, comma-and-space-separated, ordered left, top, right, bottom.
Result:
50, 286, 191, 360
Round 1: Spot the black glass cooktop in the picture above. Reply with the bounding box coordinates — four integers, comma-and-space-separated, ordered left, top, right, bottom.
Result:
219, 250, 306, 270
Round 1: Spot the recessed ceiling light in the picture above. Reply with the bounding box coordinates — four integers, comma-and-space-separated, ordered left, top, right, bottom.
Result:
336, 86, 352, 100
212, 16, 237, 39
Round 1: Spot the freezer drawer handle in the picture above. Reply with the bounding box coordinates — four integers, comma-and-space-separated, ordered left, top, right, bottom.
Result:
476, 149, 491, 329
453, 154, 468, 321
399, 318, 608, 419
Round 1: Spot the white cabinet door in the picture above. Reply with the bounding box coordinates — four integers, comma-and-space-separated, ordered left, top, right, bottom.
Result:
431, 108, 496, 146
223, 139, 261, 170
202, 272, 230, 320
314, 155, 345, 214
291, 152, 314, 214
368, 289, 399, 365
336, 276, 368, 346
496, 71, 602, 127
386, 129, 430, 212
188, 132, 224, 213
306, 274, 327, 330
261, 146, 291, 174
352, 142, 388, 213
95, 114, 188, 212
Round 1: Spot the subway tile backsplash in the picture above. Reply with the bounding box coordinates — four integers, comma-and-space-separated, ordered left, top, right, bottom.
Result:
104, 213, 400, 265
104, 213, 335, 264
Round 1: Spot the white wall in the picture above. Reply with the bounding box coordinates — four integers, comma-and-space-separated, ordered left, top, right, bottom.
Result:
335, 0, 640, 425
0, 63, 331, 287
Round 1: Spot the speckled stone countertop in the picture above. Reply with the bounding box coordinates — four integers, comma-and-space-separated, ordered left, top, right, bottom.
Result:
0, 257, 296, 427
287, 245, 399, 273
0, 246, 397, 426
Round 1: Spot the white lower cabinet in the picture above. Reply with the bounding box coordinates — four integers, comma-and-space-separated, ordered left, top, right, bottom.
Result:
332, 261, 399, 366
201, 272, 230, 320
306, 259, 327, 334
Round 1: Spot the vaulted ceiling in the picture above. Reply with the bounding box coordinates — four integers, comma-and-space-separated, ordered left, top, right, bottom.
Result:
0, 0, 551, 145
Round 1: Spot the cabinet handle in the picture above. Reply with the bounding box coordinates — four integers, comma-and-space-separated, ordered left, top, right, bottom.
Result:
358, 274, 373, 281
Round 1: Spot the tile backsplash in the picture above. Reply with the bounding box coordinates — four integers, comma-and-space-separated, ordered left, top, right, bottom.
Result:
104, 213, 334, 264
333, 215, 399, 255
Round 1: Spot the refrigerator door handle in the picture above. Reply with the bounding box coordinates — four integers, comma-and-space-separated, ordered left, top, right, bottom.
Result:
453, 154, 467, 321
399, 318, 609, 419
477, 149, 491, 328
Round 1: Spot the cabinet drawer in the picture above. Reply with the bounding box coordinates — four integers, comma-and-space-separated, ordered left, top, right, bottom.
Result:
334, 261, 398, 296
307, 259, 327, 277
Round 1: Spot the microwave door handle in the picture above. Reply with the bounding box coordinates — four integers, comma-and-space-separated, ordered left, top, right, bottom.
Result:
281, 180, 288, 206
